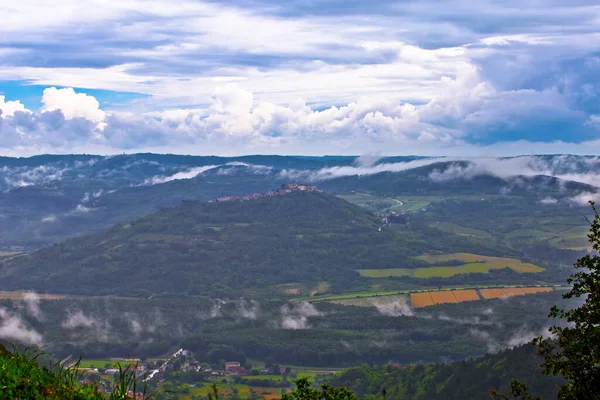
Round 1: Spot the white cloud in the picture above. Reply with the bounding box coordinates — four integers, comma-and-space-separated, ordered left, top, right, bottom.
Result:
142, 165, 218, 185
41, 87, 105, 123
0, 96, 29, 117
0, 307, 43, 345
280, 302, 321, 329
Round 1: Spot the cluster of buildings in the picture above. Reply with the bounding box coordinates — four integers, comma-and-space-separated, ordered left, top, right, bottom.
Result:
212, 183, 322, 203
199, 361, 249, 377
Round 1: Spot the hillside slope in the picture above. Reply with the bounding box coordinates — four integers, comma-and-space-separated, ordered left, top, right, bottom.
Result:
325, 344, 563, 400
0, 191, 502, 298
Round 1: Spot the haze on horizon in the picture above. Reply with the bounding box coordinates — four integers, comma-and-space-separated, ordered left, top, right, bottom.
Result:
0, 0, 599, 156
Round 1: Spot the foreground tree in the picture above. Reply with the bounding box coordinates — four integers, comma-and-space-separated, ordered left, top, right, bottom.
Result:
282, 378, 362, 400
494, 202, 600, 400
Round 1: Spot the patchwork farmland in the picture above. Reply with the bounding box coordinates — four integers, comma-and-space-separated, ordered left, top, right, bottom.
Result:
358, 252, 544, 279
410, 286, 554, 308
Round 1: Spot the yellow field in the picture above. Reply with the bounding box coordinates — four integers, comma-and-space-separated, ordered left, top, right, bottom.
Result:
479, 289, 508, 299
480, 287, 553, 299
417, 253, 544, 273
451, 289, 480, 302
523, 287, 553, 294
410, 292, 434, 308
411, 287, 553, 307
501, 288, 526, 296
0, 291, 64, 300
430, 291, 458, 305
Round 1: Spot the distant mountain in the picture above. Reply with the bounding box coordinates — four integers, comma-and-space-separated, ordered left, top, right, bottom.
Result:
0, 190, 503, 298
0, 153, 597, 251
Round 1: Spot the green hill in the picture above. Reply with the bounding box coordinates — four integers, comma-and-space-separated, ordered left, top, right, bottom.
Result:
0, 191, 504, 298
325, 344, 563, 400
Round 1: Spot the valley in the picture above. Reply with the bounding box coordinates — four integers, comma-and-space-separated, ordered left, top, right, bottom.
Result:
0, 154, 598, 399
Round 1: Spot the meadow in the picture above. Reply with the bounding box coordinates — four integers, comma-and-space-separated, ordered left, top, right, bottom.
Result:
358, 253, 544, 278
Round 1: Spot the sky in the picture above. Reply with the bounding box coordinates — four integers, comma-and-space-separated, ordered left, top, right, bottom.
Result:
0, 0, 599, 156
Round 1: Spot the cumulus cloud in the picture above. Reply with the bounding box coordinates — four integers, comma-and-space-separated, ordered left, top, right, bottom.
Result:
41, 87, 105, 123
280, 302, 322, 329
1, 78, 600, 156
0, 96, 29, 118
0, 307, 43, 345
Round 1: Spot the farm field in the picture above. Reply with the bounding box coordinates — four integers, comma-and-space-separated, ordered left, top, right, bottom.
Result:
418, 253, 544, 273
358, 253, 543, 279
76, 359, 122, 368
430, 222, 492, 239
547, 225, 592, 250
328, 294, 408, 307
409, 287, 553, 308
479, 287, 553, 299
452, 289, 481, 302
410, 292, 434, 308
338, 193, 434, 213
0, 291, 64, 300
410, 290, 480, 308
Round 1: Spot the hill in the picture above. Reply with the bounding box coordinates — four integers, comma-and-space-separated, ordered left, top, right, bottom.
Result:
324, 344, 563, 400
0, 190, 504, 298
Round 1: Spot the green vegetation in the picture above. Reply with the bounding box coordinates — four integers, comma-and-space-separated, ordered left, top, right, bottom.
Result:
0, 192, 511, 298
0, 345, 145, 399
358, 253, 543, 278
429, 222, 492, 238
532, 202, 600, 399
324, 345, 563, 400
282, 378, 361, 400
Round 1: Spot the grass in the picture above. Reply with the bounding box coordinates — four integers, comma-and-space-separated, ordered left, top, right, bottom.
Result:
77, 360, 121, 369
0, 344, 147, 399
245, 375, 284, 382
338, 193, 434, 213
327, 294, 408, 307
548, 226, 592, 250
430, 222, 492, 239
185, 383, 288, 400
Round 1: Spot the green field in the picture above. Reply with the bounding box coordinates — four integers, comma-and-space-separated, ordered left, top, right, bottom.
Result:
548, 226, 592, 250
245, 375, 284, 382
338, 193, 433, 213
358, 253, 543, 279
327, 294, 408, 306
431, 222, 492, 239
77, 359, 123, 368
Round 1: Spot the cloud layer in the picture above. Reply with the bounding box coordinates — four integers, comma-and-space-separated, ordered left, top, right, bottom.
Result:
0, 0, 599, 155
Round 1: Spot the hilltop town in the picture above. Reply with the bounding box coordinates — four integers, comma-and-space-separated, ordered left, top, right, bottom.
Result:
211, 183, 322, 203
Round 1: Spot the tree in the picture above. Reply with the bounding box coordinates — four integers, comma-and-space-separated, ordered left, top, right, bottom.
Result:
532, 202, 600, 400
282, 378, 362, 400
495, 202, 600, 399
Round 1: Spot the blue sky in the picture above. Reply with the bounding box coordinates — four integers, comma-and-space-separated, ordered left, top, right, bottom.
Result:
0, 0, 599, 155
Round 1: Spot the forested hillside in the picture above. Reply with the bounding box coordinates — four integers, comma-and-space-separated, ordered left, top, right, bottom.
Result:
0, 191, 508, 298
325, 345, 563, 400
